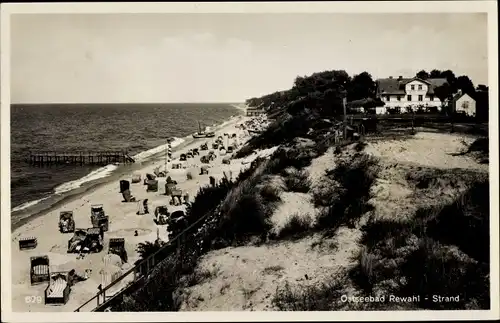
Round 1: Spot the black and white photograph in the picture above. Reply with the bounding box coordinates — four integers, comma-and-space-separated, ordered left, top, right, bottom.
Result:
1, 1, 498, 321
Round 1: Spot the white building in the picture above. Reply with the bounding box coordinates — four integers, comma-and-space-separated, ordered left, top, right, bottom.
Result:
375, 76, 448, 114
451, 91, 476, 117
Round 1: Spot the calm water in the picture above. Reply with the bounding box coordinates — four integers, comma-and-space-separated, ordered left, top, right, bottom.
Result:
11, 103, 241, 213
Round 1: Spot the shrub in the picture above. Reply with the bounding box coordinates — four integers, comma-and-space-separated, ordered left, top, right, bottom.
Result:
272, 271, 348, 311
277, 213, 313, 240
283, 169, 311, 193
260, 184, 282, 203
349, 247, 377, 293
398, 238, 490, 309
265, 147, 314, 175
218, 193, 273, 245
311, 179, 339, 207
315, 154, 378, 231
422, 180, 490, 263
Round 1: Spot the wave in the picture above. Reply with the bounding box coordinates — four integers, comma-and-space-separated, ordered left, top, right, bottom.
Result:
132, 137, 185, 162
53, 164, 119, 195
11, 196, 51, 212
11, 114, 240, 214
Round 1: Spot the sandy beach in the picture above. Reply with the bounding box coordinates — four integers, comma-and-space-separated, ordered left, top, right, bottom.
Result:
10, 110, 266, 312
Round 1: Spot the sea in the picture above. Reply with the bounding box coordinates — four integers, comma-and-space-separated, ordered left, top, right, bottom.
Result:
10, 103, 243, 229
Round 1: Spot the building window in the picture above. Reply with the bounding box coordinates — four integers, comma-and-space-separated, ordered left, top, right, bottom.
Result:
429, 95, 434, 101
386, 95, 390, 101
407, 95, 412, 101
411, 85, 415, 90
418, 95, 423, 101
418, 84, 423, 90
462, 101, 469, 110
397, 96, 401, 101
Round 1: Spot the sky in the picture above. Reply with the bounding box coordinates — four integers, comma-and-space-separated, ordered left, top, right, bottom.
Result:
10, 13, 488, 104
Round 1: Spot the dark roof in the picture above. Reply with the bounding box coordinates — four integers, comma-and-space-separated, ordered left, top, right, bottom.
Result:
376, 77, 448, 95
451, 92, 475, 105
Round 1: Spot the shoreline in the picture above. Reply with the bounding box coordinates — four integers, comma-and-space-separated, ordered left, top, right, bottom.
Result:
11, 110, 245, 232
10, 111, 254, 312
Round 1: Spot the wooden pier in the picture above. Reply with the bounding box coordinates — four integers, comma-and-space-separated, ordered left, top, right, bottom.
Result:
28, 151, 135, 166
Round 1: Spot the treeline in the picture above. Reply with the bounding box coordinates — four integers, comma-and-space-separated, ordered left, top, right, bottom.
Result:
245, 70, 383, 118
246, 69, 488, 121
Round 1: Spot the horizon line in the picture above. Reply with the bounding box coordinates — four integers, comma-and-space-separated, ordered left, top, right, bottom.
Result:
10, 101, 246, 105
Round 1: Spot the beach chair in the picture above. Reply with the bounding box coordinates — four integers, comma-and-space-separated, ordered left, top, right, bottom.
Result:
131, 173, 141, 184
146, 179, 159, 192
222, 157, 231, 165
154, 206, 169, 225
122, 189, 136, 202
67, 229, 88, 253
192, 148, 200, 156
136, 199, 149, 215
200, 143, 208, 151
183, 193, 190, 204
200, 155, 210, 164
199, 166, 209, 175
180, 154, 187, 161
59, 211, 75, 233
91, 204, 109, 232
227, 146, 234, 154
108, 238, 128, 263
30, 255, 50, 285
144, 173, 156, 185
119, 180, 130, 193
165, 182, 176, 196
212, 143, 219, 150
209, 176, 216, 187
167, 210, 188, 235
170, 189, 183, 206
19, 236, 38, 250
44, 272, 71, 305
84, 227, 104, 253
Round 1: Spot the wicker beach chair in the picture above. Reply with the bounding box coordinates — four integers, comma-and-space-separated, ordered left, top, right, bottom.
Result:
170, 189, 183, 206
44, 271, 71, 305
146, 180, 159, 192
19, 236, 38, 250
30, 255, 50, 285
59, 211, 75, 233
108, 238, 128, 263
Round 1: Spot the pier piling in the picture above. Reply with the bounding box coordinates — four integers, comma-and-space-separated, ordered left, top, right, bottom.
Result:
28, 151, 135, 166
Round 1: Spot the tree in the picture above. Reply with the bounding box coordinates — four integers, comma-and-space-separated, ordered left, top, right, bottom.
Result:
456, 75, 476, 95
348, 72, 376, 101
430, 69, 442, 78
135, 240, 166, 264
416, 70, 429, 79
440, 70, 457, 92
476, 84, 488, 92
434, 83, 454, 115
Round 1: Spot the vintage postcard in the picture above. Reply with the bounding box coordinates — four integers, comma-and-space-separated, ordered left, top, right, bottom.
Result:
1, 1, 498, 322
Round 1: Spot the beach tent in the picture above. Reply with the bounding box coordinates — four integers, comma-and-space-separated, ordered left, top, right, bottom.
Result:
99, 262, 122, 294
119, 180, 130, 193
136, 199, 149, 215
